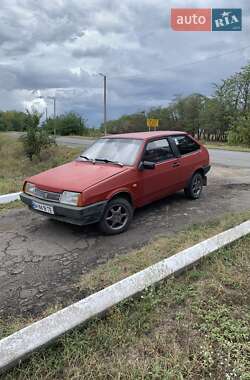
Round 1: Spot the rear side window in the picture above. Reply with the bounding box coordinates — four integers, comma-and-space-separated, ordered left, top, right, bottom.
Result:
172, 135, 200, 155
143, 139, 174, 163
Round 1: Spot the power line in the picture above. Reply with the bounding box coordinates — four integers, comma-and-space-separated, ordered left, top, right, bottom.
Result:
162, 44, 250, 72
109, 44, 250, 80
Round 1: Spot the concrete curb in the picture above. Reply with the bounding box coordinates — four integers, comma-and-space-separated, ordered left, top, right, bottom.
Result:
0, 220, 249, 374
0, 192, 21, 204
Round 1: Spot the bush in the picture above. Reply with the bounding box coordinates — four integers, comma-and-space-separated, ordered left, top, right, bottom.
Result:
44, 112, 87, 136
21, 111, 55, 160
228, 114, 250, 146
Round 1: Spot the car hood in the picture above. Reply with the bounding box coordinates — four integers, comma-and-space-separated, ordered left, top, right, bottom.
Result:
27, 161, 129, 192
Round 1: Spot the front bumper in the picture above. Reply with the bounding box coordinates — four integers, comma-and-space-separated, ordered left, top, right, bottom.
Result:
20, 193, 107, 226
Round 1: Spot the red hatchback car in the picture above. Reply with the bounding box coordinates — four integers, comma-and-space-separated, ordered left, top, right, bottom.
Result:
20, 131, 210, 234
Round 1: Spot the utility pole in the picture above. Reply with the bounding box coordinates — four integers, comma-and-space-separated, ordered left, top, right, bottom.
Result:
48, 96, 56, 136
99, 73, 107, 135
36, 94, 57, 133
48, 96, 56, 118
53, 97, 56, 119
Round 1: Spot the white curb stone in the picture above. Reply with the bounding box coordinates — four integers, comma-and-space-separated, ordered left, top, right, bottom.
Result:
0, 192, 21, 204
0, 220, 249, 374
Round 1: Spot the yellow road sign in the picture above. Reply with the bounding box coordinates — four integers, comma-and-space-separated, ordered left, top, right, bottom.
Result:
147, 118, 159, 129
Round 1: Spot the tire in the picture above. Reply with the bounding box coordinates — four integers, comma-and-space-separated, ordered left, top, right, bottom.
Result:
98, 197, 134, 235
184, 172, 203, 199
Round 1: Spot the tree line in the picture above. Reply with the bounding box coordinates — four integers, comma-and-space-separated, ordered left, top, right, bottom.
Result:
0, 111, 100, 137
102, 63, 250, 146
1, 63, 250, 145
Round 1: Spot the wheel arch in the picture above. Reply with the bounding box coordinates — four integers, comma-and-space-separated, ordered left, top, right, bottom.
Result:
107, 190, 134, 206
193, 167, 205, 178
185, 167, 205, 189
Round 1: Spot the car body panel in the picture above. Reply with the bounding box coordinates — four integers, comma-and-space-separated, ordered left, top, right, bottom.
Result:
21, 131, 210, 226
137, 157, 183, 206
25, 161, 130, 193
104, 131, 187, 140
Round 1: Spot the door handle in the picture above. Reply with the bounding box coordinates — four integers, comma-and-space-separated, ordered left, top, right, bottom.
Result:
172, 162, 180, 168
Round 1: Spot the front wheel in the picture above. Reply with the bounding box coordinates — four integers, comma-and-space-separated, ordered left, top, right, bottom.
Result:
184, 172, 203, 199
98, 197, 134, 235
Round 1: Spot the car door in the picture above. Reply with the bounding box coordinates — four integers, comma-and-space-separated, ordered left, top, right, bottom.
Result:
138, 138, 183, 205
169, 135, 202, 187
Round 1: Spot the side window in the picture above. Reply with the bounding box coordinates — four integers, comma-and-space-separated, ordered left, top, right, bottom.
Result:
143, 139, 174, 163
172, 135, 200, 155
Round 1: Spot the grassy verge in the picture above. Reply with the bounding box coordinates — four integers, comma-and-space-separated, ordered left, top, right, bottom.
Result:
79, 211, 250, 293
205, 142, 250, 153
0, 200, 23, 213
0, 212, 249, 379
0, 135, 82, 195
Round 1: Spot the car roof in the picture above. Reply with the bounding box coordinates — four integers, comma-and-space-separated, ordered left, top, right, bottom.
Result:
104, 131, 187, 141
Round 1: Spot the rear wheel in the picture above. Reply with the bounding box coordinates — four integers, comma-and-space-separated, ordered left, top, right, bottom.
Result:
184, 172, 203, 199
98, 197, 133, 235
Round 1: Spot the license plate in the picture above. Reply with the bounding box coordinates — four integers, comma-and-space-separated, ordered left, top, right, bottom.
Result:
32, 201, 54, 215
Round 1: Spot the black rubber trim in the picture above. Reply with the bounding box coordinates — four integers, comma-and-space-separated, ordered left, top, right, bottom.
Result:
20, 193, 107, 226
203, 165, 211, 175
167, 137, 181, 158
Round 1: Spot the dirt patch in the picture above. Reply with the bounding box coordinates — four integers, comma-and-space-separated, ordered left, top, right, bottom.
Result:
0, 166, 250, 317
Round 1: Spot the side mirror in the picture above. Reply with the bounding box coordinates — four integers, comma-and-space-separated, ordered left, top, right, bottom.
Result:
139, 161, 155, 170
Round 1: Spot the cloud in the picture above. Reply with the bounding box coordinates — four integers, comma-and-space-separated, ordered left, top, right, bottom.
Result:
72, 45, 114, 58
0, 0, 249, 126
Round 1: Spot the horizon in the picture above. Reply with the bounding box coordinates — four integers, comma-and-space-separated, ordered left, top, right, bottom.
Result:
0, 0, 249, 127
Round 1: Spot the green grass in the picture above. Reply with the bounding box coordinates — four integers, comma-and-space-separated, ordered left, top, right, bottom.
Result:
0, 212, 249, 380
0, 135, 82, 195
204, 142, 250, 153
79, 211, 250, 293
0, 200, 23, 213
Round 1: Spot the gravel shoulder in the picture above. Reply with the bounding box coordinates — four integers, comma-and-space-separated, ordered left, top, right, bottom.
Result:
0, 165, 250, 317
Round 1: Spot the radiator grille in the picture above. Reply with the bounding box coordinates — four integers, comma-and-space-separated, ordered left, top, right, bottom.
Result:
34, 188, 61, 202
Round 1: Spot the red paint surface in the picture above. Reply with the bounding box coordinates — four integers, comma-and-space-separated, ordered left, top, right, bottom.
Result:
24, 132, 210, 208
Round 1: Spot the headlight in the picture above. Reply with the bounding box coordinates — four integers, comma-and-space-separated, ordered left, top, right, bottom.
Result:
60, 191, 80, 206
24, 182, 36, 195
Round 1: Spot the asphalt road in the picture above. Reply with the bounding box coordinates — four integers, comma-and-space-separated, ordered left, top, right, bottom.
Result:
4, 132, 250, 168
1, 165, 250, 317
209, 149, 250, 168
59, 137, 250, 168
1, 132, 250, 318
56, 136, 95, 148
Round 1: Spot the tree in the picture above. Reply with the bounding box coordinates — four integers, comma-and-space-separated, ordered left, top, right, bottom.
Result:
170, 94, 206, 137
0, 112, 5, 131
44, 113, 87, 136
228, 112, 250, 146
215, 63, 250, 119
199, 98, 229, 141
103, 112, 147, 134
0, 111, 26, 131
21, 111, 54, 160
147, 106, 178, 131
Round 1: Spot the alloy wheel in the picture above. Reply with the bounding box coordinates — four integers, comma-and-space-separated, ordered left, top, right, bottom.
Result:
192, 175, 202, 196
105, 204, 129, 230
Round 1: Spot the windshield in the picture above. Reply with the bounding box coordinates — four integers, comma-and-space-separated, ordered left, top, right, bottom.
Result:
79, 138, 143, 166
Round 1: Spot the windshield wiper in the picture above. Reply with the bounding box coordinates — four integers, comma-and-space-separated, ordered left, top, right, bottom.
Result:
80, 155, 90, 160
95, 158, 124, 167
79, 155, 95, 163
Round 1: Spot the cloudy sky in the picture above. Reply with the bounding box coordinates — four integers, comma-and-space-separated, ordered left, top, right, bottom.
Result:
0, 0, 249, 127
